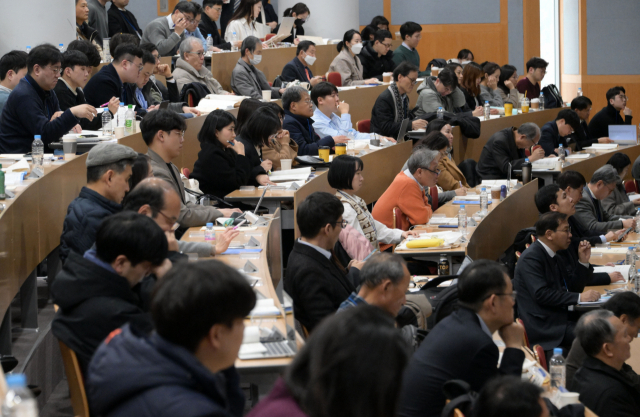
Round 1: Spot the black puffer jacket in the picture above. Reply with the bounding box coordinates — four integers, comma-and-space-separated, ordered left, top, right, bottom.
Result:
358, 41, 396, 81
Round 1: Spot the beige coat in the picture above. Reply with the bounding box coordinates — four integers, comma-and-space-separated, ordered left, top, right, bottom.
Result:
173, 58, 227, 96
261, 136, 299, 170
328, 48, 365, 86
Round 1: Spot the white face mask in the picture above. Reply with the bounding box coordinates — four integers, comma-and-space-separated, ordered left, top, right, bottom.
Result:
351, 42, 363, 55
249, 53, 262, 65
304, 54, 316, 66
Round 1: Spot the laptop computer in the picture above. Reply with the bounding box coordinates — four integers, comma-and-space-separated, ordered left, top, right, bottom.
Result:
608, 125, 637, 145
277, 17, 295, 37
396, 119, 412, 143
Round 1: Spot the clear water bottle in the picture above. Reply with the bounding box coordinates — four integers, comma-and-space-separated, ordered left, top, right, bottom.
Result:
205, 222, 216, 242
479, 187, 488, 216
627, 247, 636, 267
539, 92, 545, 111
117, 102, 125, 127
458, 205, 468, 237
32, 135, 44, 169
549, 348, 566, 389
102, 109, 113, 136
0, 164, 5, 200
231, 32, 239, 52
437, 107, 444, 120
59, 43, 65, 53
103, 39, 111, 62
558, 144, 565, 163
206, 34, 214, 51
635, 269, 640, 294
25, 46, 31, 54
577, 87, 582, 97
635, 208, 640, 233
124, 104, 135, 135
2, 374, 37, 417
483, 101, 490, 121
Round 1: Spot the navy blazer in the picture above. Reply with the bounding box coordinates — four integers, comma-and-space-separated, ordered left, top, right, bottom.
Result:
283, 110, 334, 156
476, 127, 526, 180
84, 64, 127, 109
538, 120, 569, 156
281, 57, 313, 83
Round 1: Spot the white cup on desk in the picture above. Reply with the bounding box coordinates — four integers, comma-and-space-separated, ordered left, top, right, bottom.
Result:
280, 159, 292, 170
114, 126, 125, 139
262, 90, 272, 101
62, 138, 77, 160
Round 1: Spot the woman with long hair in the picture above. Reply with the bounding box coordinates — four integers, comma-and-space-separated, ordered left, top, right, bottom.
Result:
478, 61, 504, 107
458, 62, 485, 116
236, 106, 281, 185
328, 29, 379, 86
497, 64, 521, 107
425, 119, 469, 192
445, 62, 463, 85
225, 0, 263, 42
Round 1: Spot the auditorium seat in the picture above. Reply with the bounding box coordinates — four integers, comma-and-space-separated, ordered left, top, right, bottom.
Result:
327, 72, 342, 87
58, 340, 90, 417
356, 119, 371, 133
625, 180, 638, 194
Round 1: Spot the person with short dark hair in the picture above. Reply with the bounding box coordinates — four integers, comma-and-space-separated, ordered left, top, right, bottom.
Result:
570, 309, 640, 417
371, 15, 389, 30
538, 108, 582, 156
108, 33, 140, 57
497, 64, 520, 107
473, 376, 548, 417
370, 61, 427, 138
76, 0, 104, 54
280, 40, 322, 86
273, 3, 310, 44
139, 42, 181, 105
231, 36, 285, 99
108, 0, 143, 37
516, 57, 548, 99
392, 22, 428, 77
142, 1, 197, 56
568, 95, 614, 150
60, 143, 138, 263
87, 260, 256, 417
514, 212, 598, 358
0, 44, 96, 153
399, 259, 525, 417
328, 30, 379, 86
68, 39, 102, 67
199, 0, 233, 51
414, 67, 465, 116
588, 86, 634, 142
479, 62, 505, 106
358, 29, 396, 81
128, 153, 152, 190
457, 49, 474, 62
284, 191, 362, 332
87, 0, 109, 39
52, 211, 168, 373
0, 50, 28, 116
601, 153, 638, 216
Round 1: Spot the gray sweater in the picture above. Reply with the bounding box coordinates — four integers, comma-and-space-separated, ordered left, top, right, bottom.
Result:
479, 84, 504, 107
414, 76, 466, 116
141, 16, 185, 56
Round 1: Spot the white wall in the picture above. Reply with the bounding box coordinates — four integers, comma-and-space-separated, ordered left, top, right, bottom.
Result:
277, 0, 358, 41
539, 0, 560, 88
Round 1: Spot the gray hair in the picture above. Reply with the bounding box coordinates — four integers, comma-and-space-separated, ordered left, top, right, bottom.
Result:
240, 36, 260, 57
359, 253, 407, 287
575, 309, 615, 357
517, 122, 541, 143
590, 164, 619, 185
282, 86, 309, 111
407, 148, 440, 175
179, 37, 202, 60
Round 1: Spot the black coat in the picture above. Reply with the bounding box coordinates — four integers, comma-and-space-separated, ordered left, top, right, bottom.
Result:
219, 2, 234, 38
538, 120, 569, 156
562, 216, 610, 286
358, 41, 396, 81
398, 307, 525, 417
236, 135, 267, 186
283, 110, 334, 156
513, 240, 591, 350
257, 0, 278, 25
588, 104, 633, 141
370, 87, 415, 139
571, 356, 640, 417
84, 64, 127, 109
108, 4, 143, 37
51, 251, 153, 373
459, 86, 480, 111
284, 241, 358, 332
280, 57, 313, 83
53, 79, 102, 130
273, 22, 305, 44
476, 127, 525, 179
77, 21, 103, 48
198, 13, 232, 50
191, 141, 252, 199
567, 119, 593, 151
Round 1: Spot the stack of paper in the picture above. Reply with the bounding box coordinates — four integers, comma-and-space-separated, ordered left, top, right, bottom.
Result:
583, 144, 618, 150
593, 265, 632, 283
591, 246, 630, 254
629, 194, 640, 202
428, 217, 459, 225
481, 180, 517, 187
1, 159, 30, 173
566, 153, 591, 159
196, 95, 250, 112
578, 294, 612, 305
532, 157, 559, 170
248, 299, 281, 317
269, 167, 312, 182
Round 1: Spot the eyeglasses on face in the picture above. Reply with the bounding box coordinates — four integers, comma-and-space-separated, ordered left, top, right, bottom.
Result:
125, 60, 144, 73
164, 129, 185, 138
407, 77, 418, 86
45, 65, 62, 75
422, 167, 441, 176
157, 210, 180, 230
187, 51, 205, 58
331, 220, 348, 229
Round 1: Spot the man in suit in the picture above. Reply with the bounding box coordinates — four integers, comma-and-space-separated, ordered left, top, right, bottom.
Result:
140, 110, 239, 229
398, 259, 525, 417
280, 41, 323, 86
514, 212, 600, 359
230, 36, 285, 100
571, 309, 640, 417
199, 0, 233, 51
476, 123, 543, 180
573, 164, 636, 235
284, 192, 363, 332
108, 0, 143, 38
537, 108, 581, 156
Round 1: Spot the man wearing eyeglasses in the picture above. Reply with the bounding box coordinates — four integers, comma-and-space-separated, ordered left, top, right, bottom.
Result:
358, 30, 396, 81
0, 44, 96, 153
142, 1, 197, 57
173, 37, 231, 96
588, 86, 634, 142
538, 108, 582, 156
414, 67, 465, 117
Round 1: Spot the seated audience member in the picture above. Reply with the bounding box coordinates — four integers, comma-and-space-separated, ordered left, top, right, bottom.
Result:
358, 30, 396, 81
427, 119, 469, 191
236, 106, 280, 185
476, 122, 542, 179
168, 38, 231, 96
199, 0, 233, 51
142, 110, 238, 227
458, 62, 485, 114
139, 43, 179, 103
473, 376, 550, 417
497, 64, 520, 107
261, 102, 299, 170
284, 192, 362, 332
191, 110, 252, 198
273, 3, 309, 44
574, 165, 636, 234
566, 292, 640, 388
234, 97, 264, 133
247, 306, 409, 417
129, 153, 152, 190
370, 62, 427, 138
517, 57, 548, 100
538, 108, 581, 156
588, 86, 634, 141
570, 309, 640, 417
88, 0, 109, 39
0, 44, 94, 154
0, 50, 28, 116
67, 39, 102, 68
84, 44, 142, 111
328, 30, 379, 87
55, 51, 119, 130
141, 1, 196, 56
371, 148, 440, 241
602, 153, 638, 216
392, 22, 428, 77
52, 212, 167, 373
108, 33, 140, 57
87, 260, 255, 417
478, 62, 505, 107
283, 86, 347, 155
414, 68, 467, 116
446, 62, 463, 85
108, 0, 143, 37
256, 0, 278, 31
60, 143, 137, 263
224, 0, 263, 42
75, 0, 103, 54
456, 48, 474, 62
514, 212, 599, 358
183, 3, 208, 47
231, 36, 284, 99
370, 15, 389, 30
568, 95, 614, 150
399, 260, 525, 417
280, 41, 322, 86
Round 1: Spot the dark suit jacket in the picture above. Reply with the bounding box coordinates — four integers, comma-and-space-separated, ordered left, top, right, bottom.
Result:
398, 307, 525, 417
236, 135, 267, 186
564, 215, 610, 286
574, 186, 624, 235
567, 119, 593, 151
283, 110, 334, 156
476, 127, 525, 179
198, 13, 232, 50
108, 4, 143, 37
53, 79, 102, 130
284, 241, 358, 332
190, 141, 252, 199
513, 240, 591, 350
280, 57, 313, 83
571, 356, 640, 417
538, 120, 568, 156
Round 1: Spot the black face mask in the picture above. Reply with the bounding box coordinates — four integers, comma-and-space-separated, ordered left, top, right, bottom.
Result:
294, 18, 305, 27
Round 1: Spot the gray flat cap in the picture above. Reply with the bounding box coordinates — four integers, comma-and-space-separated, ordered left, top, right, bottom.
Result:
86, 143, 138, 167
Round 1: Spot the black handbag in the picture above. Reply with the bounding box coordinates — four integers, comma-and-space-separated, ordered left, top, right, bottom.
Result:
541, 84, 564, 109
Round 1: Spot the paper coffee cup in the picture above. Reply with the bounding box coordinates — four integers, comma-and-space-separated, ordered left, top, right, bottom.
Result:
114, 126, 125, 139
491, 186, 501, 200
280, 159, 292, 170
262, 90, 272, 101
531, 98, 540, 109
383, 72, 392, 83
62, 138, 77, 155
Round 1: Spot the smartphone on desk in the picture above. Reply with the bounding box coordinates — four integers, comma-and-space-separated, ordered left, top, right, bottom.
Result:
616, 227, 633, 242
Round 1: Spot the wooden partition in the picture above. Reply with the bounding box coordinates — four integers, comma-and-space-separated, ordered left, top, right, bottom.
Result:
359, 141, 412, 203
562, 145, 640, 181
293, 171, 333, 238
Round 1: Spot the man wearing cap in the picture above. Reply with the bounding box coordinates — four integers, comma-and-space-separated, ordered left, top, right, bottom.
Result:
60, 142, 138, 264
538, 108, 582, 156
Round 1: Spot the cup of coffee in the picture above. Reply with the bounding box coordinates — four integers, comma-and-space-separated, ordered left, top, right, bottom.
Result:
504, 103, 513, 116
280, 159, 292, 170
261, 90, 272, 101
382, 72, 392, 83
491, 186, 501, 201
335, 143, 347, 155
431, 67, 440, 77
114, 126, 125, 139
531, 98, 540, 110
318, 146, 330, 162
62, 137, 77, 160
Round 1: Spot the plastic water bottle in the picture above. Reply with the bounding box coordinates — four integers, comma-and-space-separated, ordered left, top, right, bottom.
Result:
483, 101, 490, 121
102, 109, 113, 136
32, 135, 44, 169
539, 92, 545, 111
0, 164, 5, 200
635, 269, 640, 294
577, 87, 582, 97
206, 34, 214, 51
479, 187, 488, 215
458, 205, 467, 237
58, 43, 65, 53
124, 104, 135, 135
437, 107, 444, 119
627, 246, 636, 267
102, 39, 111, 62
2, 374, 37, 417
231, 32, 239, 52
117, 102, 125, 127
205, 222, 216, 242
549, 348, 566, 389
558, 144, 565, 164
25, 46, 31, 53
635, 208, 640, 233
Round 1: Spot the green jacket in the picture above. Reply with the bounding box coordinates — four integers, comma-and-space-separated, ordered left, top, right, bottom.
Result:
391, 45, 429, 77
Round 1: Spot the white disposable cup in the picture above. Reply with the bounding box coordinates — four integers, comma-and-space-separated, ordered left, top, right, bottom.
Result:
262, 90, 272, 101
280, 159, 292, 170
114, 126, 125, 139
62, 138, 77, 156
559, 392, 580, 407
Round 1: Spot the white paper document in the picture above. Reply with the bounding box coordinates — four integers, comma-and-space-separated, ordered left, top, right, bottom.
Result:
1, 159, 30, 173
428, 217, 459, 225
583, 144, 618, 150
248, 298, 281, 317
593, 265, 632, 282
269, 167, 312, 182
532, 157, 559, 169
481, 180, 518, 187
591, 246, 630, 254
629, 194, 640, 202
566, 153, 591, 159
